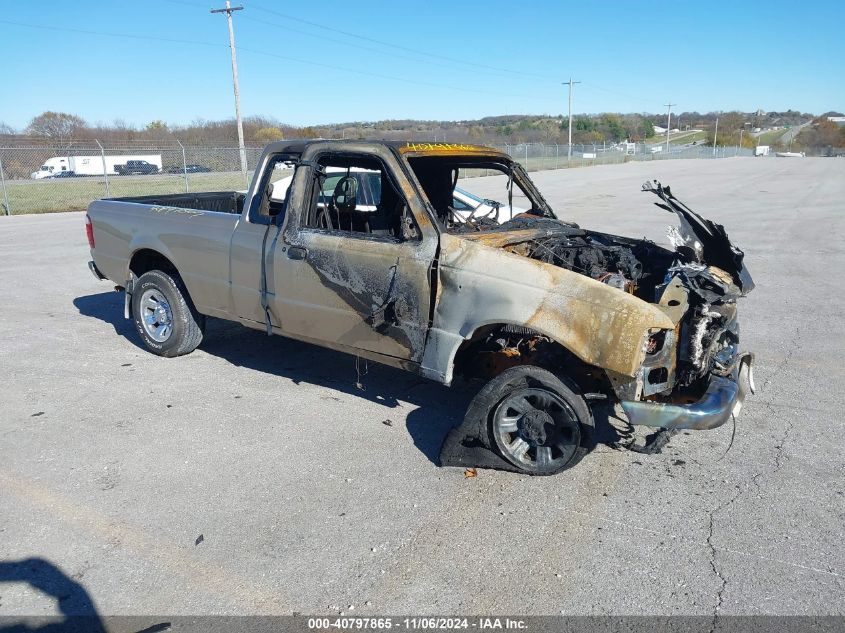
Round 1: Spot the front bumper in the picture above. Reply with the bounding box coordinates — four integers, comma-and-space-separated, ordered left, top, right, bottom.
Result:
620, 353, 755, 430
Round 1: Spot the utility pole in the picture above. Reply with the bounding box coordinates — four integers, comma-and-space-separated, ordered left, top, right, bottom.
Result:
664, 102, 675, 154
713, 117, 719, 157
563, 78, 581, 162
211, 1, 247, 183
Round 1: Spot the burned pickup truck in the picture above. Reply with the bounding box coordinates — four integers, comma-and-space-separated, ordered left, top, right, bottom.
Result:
86, 140, 754, 475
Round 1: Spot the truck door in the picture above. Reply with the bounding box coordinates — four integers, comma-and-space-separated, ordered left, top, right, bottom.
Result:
271, 146, 438, 364
229, 152, 300, 324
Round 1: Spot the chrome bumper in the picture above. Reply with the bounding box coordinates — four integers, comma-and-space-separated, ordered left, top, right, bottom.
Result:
620, 354, 755, 431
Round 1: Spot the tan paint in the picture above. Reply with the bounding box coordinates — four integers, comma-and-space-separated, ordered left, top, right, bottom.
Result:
421, 233, 674, 383
91, 140, 677, 390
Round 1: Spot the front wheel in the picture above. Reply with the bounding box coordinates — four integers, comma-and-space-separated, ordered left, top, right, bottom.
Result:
131, 270, 205, 357
476, 366, 595, 475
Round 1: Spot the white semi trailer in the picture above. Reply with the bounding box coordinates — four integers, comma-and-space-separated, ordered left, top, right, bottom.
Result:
31, 155, 162, 179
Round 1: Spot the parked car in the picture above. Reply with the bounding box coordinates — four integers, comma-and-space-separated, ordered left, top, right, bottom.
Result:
86, 140, 755, 476
166, 164, 212, 174
451, 187, 527, 223
48, 170, 79, 179
114, 160, 160, 175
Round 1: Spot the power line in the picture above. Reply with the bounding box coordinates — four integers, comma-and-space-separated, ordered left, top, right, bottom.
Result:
1, 17, 672, 117
0, 18, 508, 98
240, 14, 552, 85
248, 3, 556, 81
211, 1, 247, 181
236, 46, 507, 97
0, 18, 220, 48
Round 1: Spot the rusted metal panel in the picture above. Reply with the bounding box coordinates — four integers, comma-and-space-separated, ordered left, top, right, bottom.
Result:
398, 142, 510, 159
421, 233, 675, 384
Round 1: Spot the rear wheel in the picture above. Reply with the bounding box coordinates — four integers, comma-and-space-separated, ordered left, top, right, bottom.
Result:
475, 366, 594, 475
131, 270, 204, 357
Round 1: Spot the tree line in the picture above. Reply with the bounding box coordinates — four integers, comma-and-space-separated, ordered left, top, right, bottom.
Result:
1, 109, 838, 149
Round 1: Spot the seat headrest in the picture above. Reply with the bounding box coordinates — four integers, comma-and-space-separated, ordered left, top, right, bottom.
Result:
332, 176, 358, 213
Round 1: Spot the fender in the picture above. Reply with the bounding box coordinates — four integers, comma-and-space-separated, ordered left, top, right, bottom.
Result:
126, 236, 180, 282
420, 234, 674, 385
124, 240, 180, 318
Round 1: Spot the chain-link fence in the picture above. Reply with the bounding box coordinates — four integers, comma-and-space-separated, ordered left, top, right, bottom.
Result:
0, 140, 794, 216
0, 143, 264, 215
494, 141, 759, 172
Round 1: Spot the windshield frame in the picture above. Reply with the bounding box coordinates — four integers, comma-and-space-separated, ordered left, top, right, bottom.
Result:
402, 153, 557, 233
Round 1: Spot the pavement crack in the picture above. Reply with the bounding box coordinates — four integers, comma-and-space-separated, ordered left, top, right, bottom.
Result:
770, 402, 794, 474
704, 388, 796, 624
706, 482, 742, 629
759, 326, 800, 394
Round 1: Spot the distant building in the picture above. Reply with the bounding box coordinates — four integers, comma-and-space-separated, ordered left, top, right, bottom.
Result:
827, 116, 845, 126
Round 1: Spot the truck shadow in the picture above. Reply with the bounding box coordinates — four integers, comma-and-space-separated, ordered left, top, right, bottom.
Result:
202, 315, 476, 464
74, 292, 629, 467
73, 291, 470, 466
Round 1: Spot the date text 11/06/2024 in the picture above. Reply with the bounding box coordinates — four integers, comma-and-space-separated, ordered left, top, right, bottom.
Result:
307, 617, 527, 630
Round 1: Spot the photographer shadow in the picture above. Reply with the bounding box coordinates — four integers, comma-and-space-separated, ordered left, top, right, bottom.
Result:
0, 558, 104, 633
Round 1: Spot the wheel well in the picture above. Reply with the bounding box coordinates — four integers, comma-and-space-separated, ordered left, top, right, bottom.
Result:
452, 323, 610, 394
129, 249, 178, 278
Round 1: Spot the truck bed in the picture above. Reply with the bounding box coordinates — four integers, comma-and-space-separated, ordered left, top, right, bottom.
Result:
115, 191, 246, 215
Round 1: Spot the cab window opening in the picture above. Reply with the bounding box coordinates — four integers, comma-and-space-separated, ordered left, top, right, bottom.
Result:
303, 153, 419, 241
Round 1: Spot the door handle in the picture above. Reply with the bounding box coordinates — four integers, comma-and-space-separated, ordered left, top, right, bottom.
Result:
287, 246, 308, 260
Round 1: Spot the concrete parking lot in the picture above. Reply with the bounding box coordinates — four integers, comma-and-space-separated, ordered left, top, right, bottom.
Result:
1, 157, 843, 618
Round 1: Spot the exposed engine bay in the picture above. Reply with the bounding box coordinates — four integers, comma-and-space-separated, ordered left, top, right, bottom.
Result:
441, 179, 755, 471
454, 180, 754, 401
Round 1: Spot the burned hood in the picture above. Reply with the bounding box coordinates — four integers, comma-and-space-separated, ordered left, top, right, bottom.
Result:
458, 215, 675, 291
458, 184, 753, 303
642, 180, 754, 295
456, 216, 586, 249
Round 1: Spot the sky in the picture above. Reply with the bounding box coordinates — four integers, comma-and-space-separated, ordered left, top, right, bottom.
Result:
1, 0, 843, 131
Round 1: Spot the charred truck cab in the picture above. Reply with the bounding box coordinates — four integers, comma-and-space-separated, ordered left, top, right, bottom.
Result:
86, 140, 754, 476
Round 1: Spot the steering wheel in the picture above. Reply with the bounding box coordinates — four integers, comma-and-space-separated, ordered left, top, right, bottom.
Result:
458, 200, 501, 230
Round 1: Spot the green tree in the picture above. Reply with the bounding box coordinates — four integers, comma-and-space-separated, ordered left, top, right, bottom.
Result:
601, 114, 625, 141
